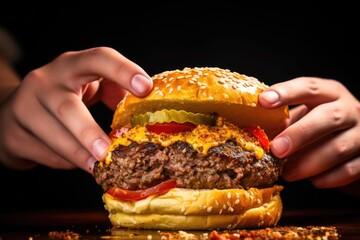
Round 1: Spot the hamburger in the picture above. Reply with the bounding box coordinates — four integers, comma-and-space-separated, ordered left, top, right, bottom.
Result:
93, 67, 289, 230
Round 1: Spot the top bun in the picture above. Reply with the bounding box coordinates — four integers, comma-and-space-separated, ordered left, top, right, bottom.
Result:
112, 67, 288, 138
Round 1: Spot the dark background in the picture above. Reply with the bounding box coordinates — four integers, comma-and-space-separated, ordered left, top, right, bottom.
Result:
1, 3, 359, 213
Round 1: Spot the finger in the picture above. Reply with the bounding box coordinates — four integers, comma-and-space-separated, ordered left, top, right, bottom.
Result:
270, 100, 356, 158
38, 87, 111, 164
47, 47, 153, 97
12, 92, 96, 172
282, 127, 360, 182
3, 122, 77, 170
310, 156, 360, 188
90, 78, 129, 110
259, 77, 341, 109
288, 105, 310, 125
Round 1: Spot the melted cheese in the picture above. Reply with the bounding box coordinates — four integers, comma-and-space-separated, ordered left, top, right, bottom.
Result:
106, 122, 265, 165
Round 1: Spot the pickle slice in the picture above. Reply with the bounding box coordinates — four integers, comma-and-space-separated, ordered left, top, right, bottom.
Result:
131, 109, 217, 127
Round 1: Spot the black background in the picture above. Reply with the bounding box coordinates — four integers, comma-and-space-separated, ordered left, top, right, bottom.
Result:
1, 3, 359, 213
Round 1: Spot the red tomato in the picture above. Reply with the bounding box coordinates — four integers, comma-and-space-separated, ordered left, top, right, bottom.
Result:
146, 122, 196, 134
106, 179, 177, 202
245, 125, 270, 152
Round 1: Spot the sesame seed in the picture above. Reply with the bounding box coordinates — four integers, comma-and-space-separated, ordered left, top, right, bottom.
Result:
177, 85, 181, 91
228, 207, 234, 212
218, 78, 226, 84
235, 199, 240, 205
168, 88, 174, 95
227, 192, 231, 199
207, 207, 213, 213
177, 75, 185, 79
157, 90, 164, 96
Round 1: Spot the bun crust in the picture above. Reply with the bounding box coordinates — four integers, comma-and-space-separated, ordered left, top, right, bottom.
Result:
112, 67, 288, 138
103, 185, 283, 230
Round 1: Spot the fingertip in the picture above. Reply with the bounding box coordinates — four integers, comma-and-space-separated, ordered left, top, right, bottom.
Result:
92, 138, 110, 160
259, 90, 280, 108
271, 136, 291, 158
130, 74, 153, 97
86, 156, 97, 174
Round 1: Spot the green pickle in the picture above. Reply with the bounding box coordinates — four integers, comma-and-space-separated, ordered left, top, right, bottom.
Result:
131, 109, 217, 127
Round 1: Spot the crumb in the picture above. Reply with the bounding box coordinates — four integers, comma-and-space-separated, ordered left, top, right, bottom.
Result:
209, 225, 340, 240
48, 230, 80, 240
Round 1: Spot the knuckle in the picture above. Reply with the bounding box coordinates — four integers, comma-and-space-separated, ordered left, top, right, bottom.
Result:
341, 159, 360, 179
53, 50, 76, 62
332, 138, 352, 160
303, 77, 322, 96
56, 98, 75, 118
295, 122, 312, 139
326, 104, 347, 126
78, 125, 99, 146
85, 46, 117, 60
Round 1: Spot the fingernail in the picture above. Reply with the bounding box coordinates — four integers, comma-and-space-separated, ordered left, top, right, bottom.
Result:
87, 156, 97, 173
271, 136, 290, 157
261, 91, 279, 105
131, 74, 152, 95
92, 138, 110, 159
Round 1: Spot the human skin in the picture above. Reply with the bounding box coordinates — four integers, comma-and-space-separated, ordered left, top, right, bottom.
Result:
259, 77, 360, 191
0, 47, 153, 173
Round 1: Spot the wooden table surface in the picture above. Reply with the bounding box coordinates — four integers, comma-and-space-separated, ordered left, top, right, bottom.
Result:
0, 208, 359, 239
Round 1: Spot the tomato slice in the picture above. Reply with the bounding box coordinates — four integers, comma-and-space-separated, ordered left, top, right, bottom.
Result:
106, 179, 177, 202
146, 121, 196, 134
245, 125, 270, 152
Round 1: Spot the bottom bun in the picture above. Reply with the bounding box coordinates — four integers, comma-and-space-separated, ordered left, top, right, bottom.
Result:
102, 185, 283, 230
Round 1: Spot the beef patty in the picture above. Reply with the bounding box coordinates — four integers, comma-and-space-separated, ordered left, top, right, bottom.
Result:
93, 140, 284, 191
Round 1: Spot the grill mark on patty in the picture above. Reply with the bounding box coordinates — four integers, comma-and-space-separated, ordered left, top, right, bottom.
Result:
93, 140, 283, 191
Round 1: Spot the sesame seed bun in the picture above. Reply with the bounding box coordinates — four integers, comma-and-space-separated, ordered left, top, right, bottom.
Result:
103, 185, 283, 230
112, 67, 289, 138
99, 67, 288, 230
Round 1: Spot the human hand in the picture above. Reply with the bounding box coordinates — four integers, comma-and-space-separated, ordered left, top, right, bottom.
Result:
259, 77, 360, 189
0, 47, 153, 173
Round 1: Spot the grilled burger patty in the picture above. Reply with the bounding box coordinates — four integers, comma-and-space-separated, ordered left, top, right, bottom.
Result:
93, 140, 283, 191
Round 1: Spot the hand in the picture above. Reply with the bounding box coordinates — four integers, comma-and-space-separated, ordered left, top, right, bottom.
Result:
259, 77, 360, 189
0, 47, 153, 173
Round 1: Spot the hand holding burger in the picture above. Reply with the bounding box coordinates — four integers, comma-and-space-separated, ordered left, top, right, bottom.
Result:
93, 67, 289, 230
